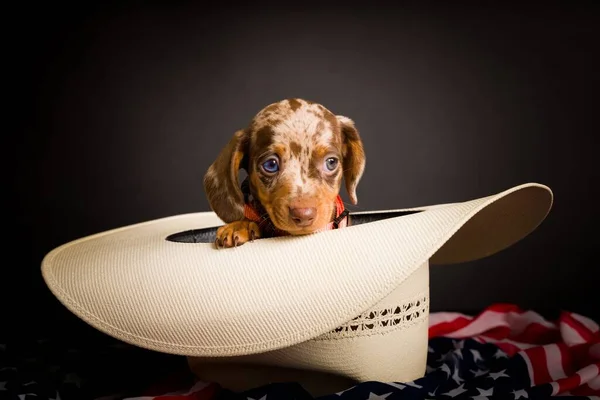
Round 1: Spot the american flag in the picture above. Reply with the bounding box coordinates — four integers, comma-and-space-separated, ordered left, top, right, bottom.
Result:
116, 304, 600, 400
1, 304, 598, 399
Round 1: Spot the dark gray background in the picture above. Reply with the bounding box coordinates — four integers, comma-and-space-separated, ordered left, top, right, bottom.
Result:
8, 2, 599, 340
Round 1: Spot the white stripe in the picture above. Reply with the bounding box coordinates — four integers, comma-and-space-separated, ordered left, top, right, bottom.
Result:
576, 364, 600, 385
561, 321, 587, 346
570, 313, 600, 333
549, 381, 561, 396
588, 375, 600, 390
545, 344, 567, 380
507, 310, 557, 333
441, 311, 508, 338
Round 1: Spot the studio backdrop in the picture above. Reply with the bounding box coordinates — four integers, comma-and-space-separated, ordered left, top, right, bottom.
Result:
8, 2, 599, 339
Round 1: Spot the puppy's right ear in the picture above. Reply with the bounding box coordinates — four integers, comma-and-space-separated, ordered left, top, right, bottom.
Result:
337, 116, 366, 205
203, 129, 250, 223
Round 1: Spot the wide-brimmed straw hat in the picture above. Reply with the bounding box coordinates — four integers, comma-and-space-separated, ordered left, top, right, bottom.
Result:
41, 182, 553, 394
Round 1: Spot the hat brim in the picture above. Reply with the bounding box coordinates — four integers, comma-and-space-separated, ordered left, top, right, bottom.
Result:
41, 183, 552, 357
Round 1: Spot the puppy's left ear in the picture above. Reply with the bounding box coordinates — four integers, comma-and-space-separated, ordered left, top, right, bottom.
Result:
203, 129, 250, 222
337, 116, 366, 205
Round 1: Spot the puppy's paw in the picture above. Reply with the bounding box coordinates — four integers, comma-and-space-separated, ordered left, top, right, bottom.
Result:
215, 220, 261, 249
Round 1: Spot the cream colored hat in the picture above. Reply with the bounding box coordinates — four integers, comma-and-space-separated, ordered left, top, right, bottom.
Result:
41, 183, 552, 394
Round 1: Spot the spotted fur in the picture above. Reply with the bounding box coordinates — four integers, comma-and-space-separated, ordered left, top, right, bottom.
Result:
204, 98, 366, 248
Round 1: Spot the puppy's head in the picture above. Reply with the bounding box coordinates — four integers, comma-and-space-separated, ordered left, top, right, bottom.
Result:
204, 98, 366, 235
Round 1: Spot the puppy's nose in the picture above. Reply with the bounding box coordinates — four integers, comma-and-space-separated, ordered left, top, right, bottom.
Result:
289, 207, 316, 226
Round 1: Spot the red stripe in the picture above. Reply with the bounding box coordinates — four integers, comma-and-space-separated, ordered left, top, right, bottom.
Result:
493, 341, 522, 356
429, 316, 472, 338
570, 342, 599, 370
559, 342, 575, 377
476, 326, 511, 340
552, 372, 584, 395
557, 374, 584, 395
522, 346, 553, 385
512, 322, 560, 344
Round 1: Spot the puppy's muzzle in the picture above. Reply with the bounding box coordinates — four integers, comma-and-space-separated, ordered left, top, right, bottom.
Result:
289, 207, 316, 227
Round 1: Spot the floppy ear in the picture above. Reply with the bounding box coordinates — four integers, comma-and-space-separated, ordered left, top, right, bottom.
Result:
337, 116, 366, 205
203, 129, 250, 223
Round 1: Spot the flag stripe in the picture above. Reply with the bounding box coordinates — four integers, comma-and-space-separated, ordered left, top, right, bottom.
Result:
519, 350, 536, 387
577, 364, 600, 386
440, 310, 510, 338
571, 313, 600, 334
545, 344, 568, 381
561, 312, 595, 345
589, 375, 600, 390
428, 315, 472, 338
525, 346, 553, 385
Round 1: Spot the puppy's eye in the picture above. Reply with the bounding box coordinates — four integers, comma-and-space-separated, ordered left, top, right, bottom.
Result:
261, 158, 279, 174
325, 157, 339, 171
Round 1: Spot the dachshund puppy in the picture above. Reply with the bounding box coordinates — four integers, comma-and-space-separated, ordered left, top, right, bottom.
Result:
203, 98, 366, 248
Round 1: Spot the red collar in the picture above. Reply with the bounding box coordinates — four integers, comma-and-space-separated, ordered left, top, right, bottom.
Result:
243, 195, 349, 237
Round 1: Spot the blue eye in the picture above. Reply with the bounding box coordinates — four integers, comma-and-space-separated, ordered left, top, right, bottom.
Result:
325, 157, 339, 171
262, 158, 279, 173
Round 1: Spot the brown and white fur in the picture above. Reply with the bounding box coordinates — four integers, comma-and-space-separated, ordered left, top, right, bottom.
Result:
203, 98, 366, 248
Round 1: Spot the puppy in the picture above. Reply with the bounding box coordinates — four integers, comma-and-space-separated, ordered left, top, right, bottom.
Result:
203, 98, 366, 248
